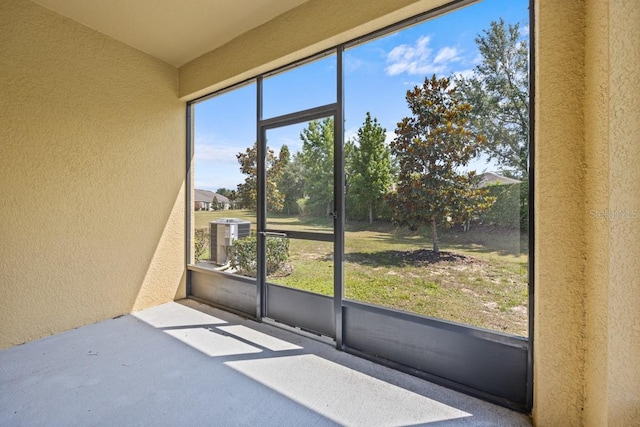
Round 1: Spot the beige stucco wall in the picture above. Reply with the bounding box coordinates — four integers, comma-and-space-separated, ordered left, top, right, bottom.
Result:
583, 0, 610, 424
0, 0, 186, 349
598, 0, 640, 424
533, 1, 587, 424
536, 0, 640, 425
179, 0, 454, 100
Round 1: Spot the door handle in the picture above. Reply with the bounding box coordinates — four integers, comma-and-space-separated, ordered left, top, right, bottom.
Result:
258, 231, 288, 238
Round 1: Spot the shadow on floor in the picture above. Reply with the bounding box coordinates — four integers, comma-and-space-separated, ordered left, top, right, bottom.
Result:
0, 299, 531, 426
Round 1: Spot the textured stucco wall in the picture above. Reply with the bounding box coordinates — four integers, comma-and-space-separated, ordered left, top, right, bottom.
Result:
605, 0, 640, 423
178, 0, 452, 100
0, 0, 186, 349
583, 0, 609, 424
537, 0, 640, 425
533, 0, 586, 424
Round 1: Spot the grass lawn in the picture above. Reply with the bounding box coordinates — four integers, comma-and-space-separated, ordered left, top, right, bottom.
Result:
195, 209, 529, 336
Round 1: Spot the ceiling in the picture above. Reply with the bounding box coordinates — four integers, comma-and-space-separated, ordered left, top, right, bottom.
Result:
31, 0, 311, 67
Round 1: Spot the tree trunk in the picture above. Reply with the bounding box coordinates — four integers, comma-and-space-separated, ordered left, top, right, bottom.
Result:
431, 219, 440, 257
368, 205, 373, 225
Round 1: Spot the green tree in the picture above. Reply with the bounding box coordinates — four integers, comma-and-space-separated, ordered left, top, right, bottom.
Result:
216, 188, 233, 199
300, 118, 334, 217
389, 75, 494, 256
268, 145, 289, 213
236, 142, 286, 212
455, 19, 529, 178
349, 112, 393, 224
278, 152, 306, 215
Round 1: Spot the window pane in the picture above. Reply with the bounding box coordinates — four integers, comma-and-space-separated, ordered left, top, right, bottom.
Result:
266, 237, 334, 297
343, 0, 530, 336
193, 83, 257, 278
263, 54, 336, 118
265, 119, 334, 236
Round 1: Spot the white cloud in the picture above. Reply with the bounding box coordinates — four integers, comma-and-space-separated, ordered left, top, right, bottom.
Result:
402, 80, 422, 87
385, 36, 462, 76
451, 69, 475, 81
521, 25, 530, 37
344, 126, 359, 143
385, 131, 397, 145
194, 177, 241, 192
271, 137, 302, 154
193, 132, 247, 164
433, 46, 460, 64
344, 54, 364, 73
194, 142, 239, 163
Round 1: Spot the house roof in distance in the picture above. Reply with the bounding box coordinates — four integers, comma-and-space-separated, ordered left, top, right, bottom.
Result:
478, 172, 522, 187
194, 189, 230, 204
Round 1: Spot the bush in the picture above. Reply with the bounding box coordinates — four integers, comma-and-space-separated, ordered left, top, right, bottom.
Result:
483, 182, 528, 230
265, 237, 289, 275
519, 181, 529, 231
231, 233, 290, 277
296, 198, 308, 216
194, 228, 210, 262
345, 193, 393, 222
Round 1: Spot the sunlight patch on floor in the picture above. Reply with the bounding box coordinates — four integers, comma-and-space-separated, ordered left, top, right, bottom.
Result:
226, 354, 472, 426
217, 325, 302, 351
164, 327, 263, 357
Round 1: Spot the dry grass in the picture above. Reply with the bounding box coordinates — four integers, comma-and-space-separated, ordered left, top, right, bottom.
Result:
195, 210, 529, 336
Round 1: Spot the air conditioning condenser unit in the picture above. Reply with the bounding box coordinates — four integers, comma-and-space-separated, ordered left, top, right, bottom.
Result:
209, 218, 251, 265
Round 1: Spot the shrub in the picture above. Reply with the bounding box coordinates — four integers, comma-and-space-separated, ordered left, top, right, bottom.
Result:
265, 237, 289, 275
519, 181, 529, 231
483, 182, 528, 230
231, 233, 290, 277
296, 198, 308, 217
194, 228, 210, 262
346, 192, 394, 222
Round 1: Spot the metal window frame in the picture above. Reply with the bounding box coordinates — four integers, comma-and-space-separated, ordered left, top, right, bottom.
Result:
256, 56, 343, 340
526, 0, 536, 411
185, 0, 534, 413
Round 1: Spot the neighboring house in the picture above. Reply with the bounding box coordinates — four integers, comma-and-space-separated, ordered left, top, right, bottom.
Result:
477, 171, 522, 187
194, 189, 231, 211
213, 193, 231, 210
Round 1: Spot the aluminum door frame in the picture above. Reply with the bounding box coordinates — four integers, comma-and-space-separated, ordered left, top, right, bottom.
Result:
256, 66, 344, 341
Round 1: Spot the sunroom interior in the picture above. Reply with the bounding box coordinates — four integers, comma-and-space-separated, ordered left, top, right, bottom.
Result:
1, 0, 638, 425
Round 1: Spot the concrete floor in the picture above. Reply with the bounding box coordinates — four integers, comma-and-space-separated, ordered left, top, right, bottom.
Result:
0, 300, 532, 426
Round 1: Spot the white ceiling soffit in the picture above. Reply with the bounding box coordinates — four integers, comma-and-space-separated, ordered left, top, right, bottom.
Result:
31, 0, 311, 67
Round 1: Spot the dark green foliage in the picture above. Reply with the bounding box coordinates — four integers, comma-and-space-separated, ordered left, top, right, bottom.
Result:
455, 19, 529, 178
347, 112, 393, 224
236, 142, 286, 212
231, 233, 290, 277
278, 151, 306, 215
483, 184, 519, 228
300, 118, 334, 217
216, 188, 233, 199
519, 181, 529, 230
483, 181, 528, 230
389, 75, 494, 255
346, 191, 394, 222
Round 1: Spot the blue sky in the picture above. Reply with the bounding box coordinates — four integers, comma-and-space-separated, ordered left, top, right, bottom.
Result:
194, 0, 529, 192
